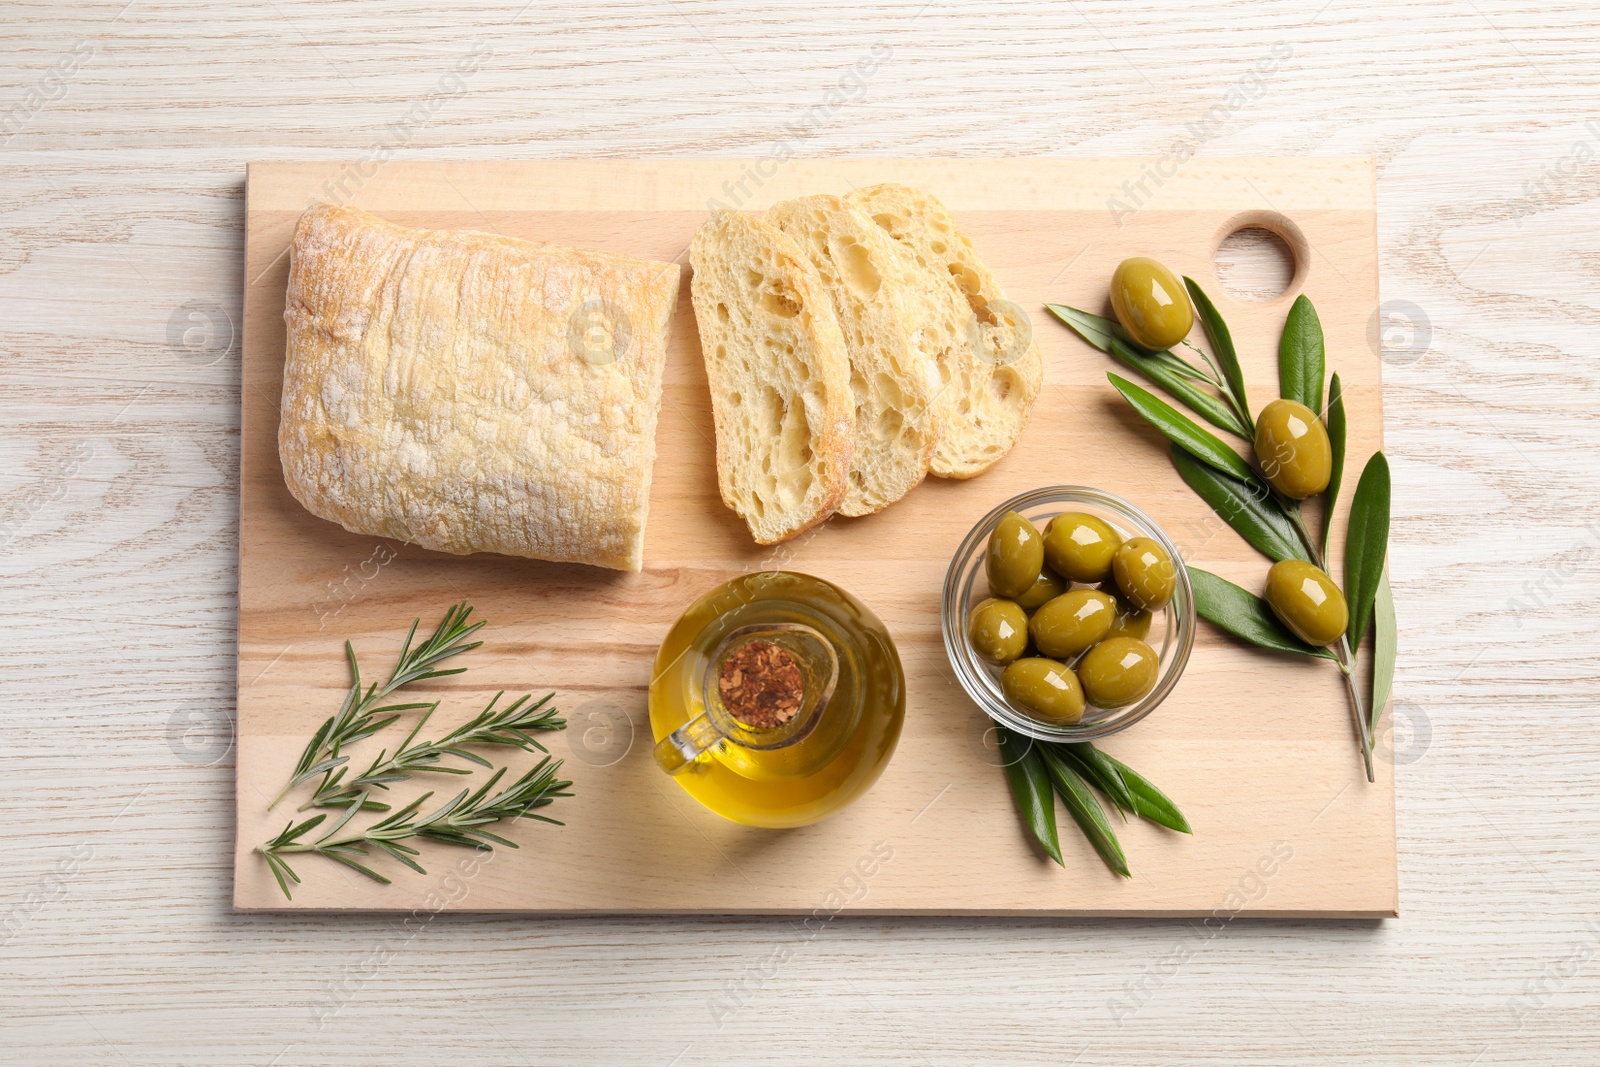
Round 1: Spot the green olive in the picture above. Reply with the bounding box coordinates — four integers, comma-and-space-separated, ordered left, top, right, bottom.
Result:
1000, 657, 1085, 724
1042, 512, 1122, 583
1028, 589, 1117, 660
1110, 257, 1194, 351
967, 598, 1029, 666
1078, 637, 1159, 708
1013, 567, 1067, 612
986, 511, 1044, 599
1107, 606, 1152, 641
1265, 560, 1348, 647
1112, 536, 1176, 611
1255, 399, 1332, 500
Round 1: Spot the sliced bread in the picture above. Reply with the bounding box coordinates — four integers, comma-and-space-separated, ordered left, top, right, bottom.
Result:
764, 194, 945, 516
844, 183, 1044, 479
689, 211, 854, 544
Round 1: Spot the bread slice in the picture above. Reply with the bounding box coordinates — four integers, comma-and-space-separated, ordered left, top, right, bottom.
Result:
765, 195, 945, 516
844, 183, 1044, 479
689, 211, 854, 544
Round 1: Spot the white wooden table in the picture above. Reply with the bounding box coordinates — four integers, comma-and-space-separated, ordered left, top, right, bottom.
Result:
3, 2, 1597, 1063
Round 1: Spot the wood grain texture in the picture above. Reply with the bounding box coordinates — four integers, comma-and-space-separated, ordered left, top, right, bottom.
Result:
235, 159, 1394, 916
2, 1, 1598, 1063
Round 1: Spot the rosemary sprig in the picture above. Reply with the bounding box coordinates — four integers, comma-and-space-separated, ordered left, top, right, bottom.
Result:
259, 757, 573, 900
300, 692, 565, 811
268, 603, 485, 810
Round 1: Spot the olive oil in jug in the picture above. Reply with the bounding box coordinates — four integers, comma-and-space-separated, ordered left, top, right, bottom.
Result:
649, 572, 904, 829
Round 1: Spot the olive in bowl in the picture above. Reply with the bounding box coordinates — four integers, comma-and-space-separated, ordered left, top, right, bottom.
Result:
1107, 606, 1152, 641
967, 598, 1030, 666
1013, 567, 1067, 612
1078, 637, 1160, 709
1042, 511, 1122, 583
1000, 658, 1085, 725
986, 511, 1045, 599
1112, 536, 1176, 612
942, 486, 1195, 744
1029, 589, 1117, 660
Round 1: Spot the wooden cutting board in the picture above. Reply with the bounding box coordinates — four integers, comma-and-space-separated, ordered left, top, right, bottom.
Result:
235, 159, 1395, 916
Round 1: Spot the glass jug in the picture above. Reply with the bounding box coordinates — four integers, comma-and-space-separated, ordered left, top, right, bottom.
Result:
648, 571, 905, 829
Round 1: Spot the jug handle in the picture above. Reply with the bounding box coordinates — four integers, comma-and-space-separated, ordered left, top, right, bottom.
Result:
653, 711, 724, 775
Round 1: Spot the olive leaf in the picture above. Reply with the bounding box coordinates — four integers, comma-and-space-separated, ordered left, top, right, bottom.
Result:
1170, 446, 1311, 564
1279, 294, 1325, 414
1184, 277, 1253, 432
1046, 304, 1217, 386
1322, 372, 1348, 556
1371, 572, 1397, 738
1053, 743, 1135, 818
997, 727, 1062, 865
1109, 374, 1256, 482
1189, 567, 1335, 659
1108, 337, 1251, 438
1344, 452, 1391, 647
1096, 751, 1191, 834
1040, 748, 1129, 877
1047, 304, 1245, 436
1045, 303, 1117, 351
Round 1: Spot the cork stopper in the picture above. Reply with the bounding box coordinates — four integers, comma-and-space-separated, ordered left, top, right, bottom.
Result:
717, 640, 804, 729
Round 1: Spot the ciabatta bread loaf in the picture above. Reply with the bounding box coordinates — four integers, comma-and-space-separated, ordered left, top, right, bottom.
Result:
845, 183, 1043, 478
688, 211, 853, 544
765, 195, 945, 516
279, 204, 680, 571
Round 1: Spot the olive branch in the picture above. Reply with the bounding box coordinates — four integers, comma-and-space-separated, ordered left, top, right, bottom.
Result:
1049, 281, 1394, 782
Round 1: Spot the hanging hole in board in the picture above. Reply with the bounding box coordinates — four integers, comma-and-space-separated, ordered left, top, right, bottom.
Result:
1211, 212, 1308, 305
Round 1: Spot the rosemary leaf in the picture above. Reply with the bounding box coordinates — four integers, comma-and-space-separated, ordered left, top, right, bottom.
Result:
259, 756, 572, 899
301, 692, 564, 811
269, 603, 486, 809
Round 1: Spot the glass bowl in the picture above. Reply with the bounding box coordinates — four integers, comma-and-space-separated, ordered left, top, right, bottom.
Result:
941, 486, 1195, 743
